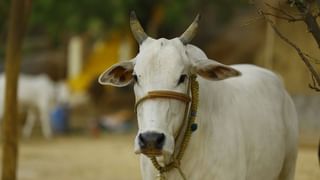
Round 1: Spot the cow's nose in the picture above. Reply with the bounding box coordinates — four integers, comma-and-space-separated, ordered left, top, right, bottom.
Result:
138, 132, 165, 150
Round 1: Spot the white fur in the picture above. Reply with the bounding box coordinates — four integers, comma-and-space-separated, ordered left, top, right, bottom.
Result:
99, 38, 298, 180
0, 74, 69, 139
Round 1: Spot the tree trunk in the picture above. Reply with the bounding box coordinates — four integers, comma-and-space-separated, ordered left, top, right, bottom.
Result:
295, 2, 320, 48
1, 0, 31, 180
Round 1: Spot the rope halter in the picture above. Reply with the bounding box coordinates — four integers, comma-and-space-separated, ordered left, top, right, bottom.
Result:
135, 90, 191, 112
134, 75, 199, 180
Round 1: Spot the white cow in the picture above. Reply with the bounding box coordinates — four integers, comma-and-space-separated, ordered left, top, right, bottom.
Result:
0, 74, 62, 139
99, 12, 298, 180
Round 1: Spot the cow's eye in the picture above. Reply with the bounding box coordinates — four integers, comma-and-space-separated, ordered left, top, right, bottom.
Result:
178, 74, 187, 85
133, 74, 138, 83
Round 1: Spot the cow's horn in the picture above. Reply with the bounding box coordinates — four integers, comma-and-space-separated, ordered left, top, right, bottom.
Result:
180, 14, 200, 45
130, 11, 148, 45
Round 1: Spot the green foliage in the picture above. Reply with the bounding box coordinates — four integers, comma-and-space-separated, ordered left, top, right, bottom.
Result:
30, 1, 125, 34
162, 0, 248, 37
0, 0, 10, 31
0, 0, 248, 47
0, 0, 10, 59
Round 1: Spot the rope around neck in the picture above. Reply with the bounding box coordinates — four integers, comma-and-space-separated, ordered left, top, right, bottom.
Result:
150, 75, 199, 180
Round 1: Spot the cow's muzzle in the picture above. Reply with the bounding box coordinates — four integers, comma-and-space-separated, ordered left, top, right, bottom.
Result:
138, 132, 165, 156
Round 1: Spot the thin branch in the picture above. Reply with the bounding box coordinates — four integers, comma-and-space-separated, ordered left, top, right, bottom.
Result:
259, 10, 320, 91
241, 16, 264, 27
302, 52, 320, 64
293, 0, 320, 48
309, 74, 320, 91
263, 1, 320, 48
260, 2, 305, 22
261, 11, 304, 22
265, 2, 298, 19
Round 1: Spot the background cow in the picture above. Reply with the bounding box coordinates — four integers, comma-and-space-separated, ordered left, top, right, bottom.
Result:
0, 74, 69, 138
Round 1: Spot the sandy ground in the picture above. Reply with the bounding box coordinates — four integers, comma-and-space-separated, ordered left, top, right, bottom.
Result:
0, 134, 319, 180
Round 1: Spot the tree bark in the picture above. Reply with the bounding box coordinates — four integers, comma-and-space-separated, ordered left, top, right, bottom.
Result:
1, 0, 31, 180
302, 12, 320, 48
296, 2, 320, 48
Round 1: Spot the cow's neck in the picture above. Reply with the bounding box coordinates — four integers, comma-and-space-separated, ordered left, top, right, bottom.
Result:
173, 78, 222, 175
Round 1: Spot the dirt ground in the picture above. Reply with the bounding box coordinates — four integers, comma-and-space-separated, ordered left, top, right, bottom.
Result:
0, 134, 319, 180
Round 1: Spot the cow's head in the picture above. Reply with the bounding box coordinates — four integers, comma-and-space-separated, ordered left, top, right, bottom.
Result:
99, 12, 240, 156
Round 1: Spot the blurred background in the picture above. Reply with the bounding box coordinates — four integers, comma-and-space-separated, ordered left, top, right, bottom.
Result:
0, 0, 319, 179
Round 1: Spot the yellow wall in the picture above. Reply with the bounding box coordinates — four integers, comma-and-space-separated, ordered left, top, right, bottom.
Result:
255, 20, 320, 95
68, 32, 135, 92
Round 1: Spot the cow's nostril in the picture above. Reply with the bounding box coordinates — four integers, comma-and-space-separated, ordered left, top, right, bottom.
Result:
138, 132, 166, 150
155, 133, 165, 149
138, 134, 146, 148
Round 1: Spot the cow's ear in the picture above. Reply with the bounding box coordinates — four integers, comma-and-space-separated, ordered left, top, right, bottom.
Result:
99, 60, 134, 87
192, 59, 241, 81
185, 44, 241, 81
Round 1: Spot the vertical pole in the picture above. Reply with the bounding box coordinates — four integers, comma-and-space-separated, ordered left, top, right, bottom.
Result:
1, 0, 31, 180
67, 36, 83, 79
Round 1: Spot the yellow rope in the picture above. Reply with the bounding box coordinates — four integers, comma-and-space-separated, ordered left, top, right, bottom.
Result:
150, 75, 199, 179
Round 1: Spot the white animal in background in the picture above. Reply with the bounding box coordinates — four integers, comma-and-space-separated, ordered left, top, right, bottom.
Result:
55, 81, 71, 106
99, 12, 298, 180
0, 74, 68, 139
